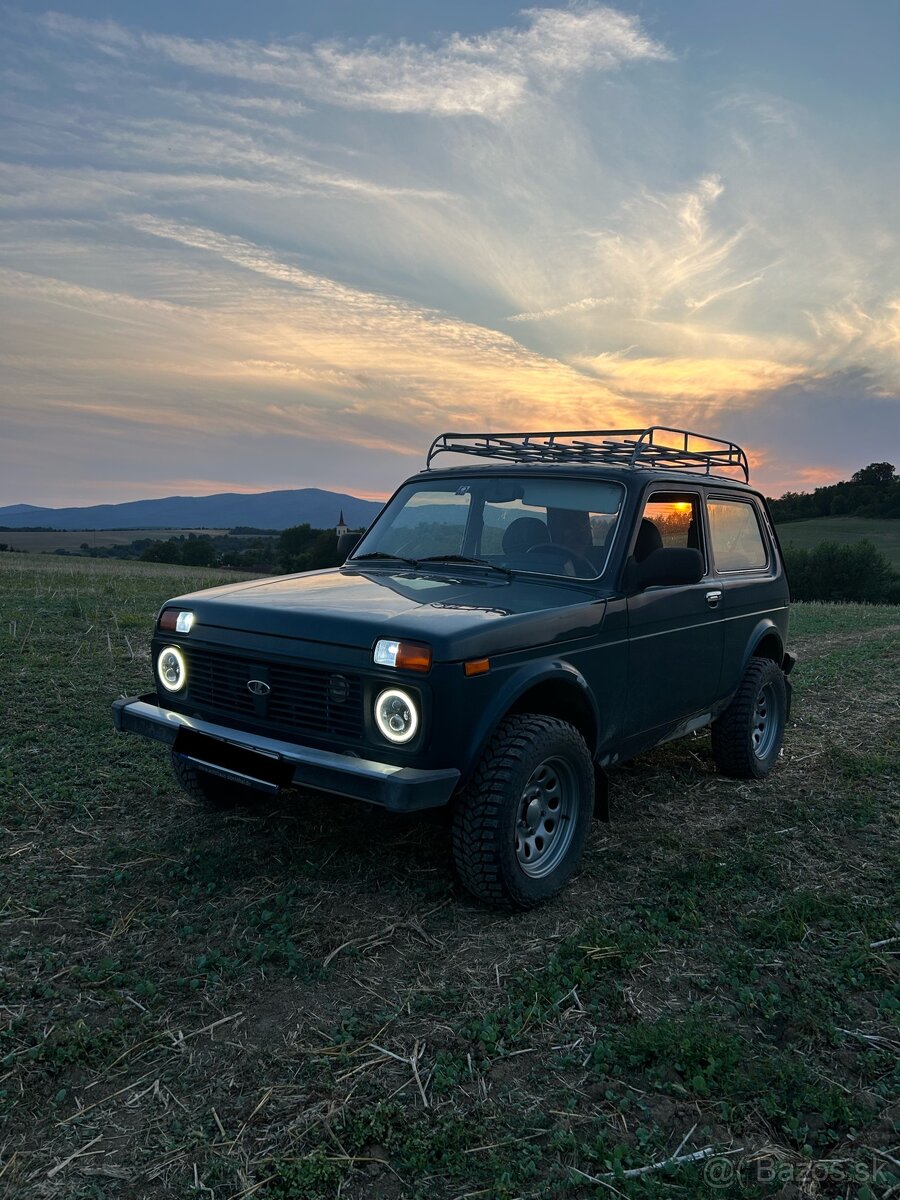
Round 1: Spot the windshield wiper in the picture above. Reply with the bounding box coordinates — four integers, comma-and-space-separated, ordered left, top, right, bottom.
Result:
349, 551, 419, 568
414, 554, 513, 579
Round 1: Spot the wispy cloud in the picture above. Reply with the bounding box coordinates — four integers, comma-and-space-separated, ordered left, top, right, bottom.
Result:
1, 225, 639, 453
586, 173, 749, 319
685, 271, 767, 312
576, 351, 806, 401
42, 6, 669, 118
716, 90, 802, 136
809, 296, 900, 387
507, 296, 614, 322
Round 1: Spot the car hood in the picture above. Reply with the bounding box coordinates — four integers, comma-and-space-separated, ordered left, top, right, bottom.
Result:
165, 566, 610, 660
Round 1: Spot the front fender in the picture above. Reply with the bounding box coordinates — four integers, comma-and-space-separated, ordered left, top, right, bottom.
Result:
460, 658, 601, 780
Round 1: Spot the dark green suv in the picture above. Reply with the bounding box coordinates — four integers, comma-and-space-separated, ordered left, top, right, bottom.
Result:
113, 427, 795, 909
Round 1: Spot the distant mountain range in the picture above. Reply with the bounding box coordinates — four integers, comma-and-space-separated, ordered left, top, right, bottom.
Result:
0, 489, 384, 532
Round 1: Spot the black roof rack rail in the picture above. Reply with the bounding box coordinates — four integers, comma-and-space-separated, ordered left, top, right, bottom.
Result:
426, 426, 750, 483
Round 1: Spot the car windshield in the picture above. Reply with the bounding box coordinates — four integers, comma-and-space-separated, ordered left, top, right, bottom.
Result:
350, 475, 625, 579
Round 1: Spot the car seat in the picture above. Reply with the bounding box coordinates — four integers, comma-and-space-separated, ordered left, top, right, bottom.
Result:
633, 518, 663, 562
502, 517, 550, 554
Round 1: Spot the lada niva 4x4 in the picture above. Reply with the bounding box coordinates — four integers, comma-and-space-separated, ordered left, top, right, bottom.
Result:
113, 427, 796, 908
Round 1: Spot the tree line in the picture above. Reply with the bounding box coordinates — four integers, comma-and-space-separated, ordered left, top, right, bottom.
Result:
767, 462, 900, 522
138, 525, 342, 574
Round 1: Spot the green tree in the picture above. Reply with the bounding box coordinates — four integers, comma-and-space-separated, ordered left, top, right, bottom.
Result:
141, 538, 183, 564
851, 462, 896, 486
181, 535, 216, 567
278, 523, 317, 572
278, 524, 341, 573
306, 530, 340, 570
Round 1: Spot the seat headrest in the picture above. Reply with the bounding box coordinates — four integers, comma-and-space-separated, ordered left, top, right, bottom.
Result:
502, 516, 550, 554
634, 518, 663, 562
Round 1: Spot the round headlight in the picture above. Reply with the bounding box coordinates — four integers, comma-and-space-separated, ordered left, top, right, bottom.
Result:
157, 645, 187, 693
374, 688, 419, 744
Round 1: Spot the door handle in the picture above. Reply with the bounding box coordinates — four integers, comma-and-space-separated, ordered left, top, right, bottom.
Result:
706, 590, 722, 608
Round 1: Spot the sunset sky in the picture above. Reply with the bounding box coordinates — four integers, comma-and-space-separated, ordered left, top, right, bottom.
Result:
2, 1, 898, 507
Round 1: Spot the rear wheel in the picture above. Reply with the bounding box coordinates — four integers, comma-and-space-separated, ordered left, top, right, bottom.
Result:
711, 657, 787, 779
170, 751, 255, 809
451, 715, 594, 909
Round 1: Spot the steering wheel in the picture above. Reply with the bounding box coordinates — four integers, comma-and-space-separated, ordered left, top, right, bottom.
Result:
525, 543, 595, 578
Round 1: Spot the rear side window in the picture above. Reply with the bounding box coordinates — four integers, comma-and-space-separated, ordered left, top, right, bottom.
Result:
707, 498, 768, 571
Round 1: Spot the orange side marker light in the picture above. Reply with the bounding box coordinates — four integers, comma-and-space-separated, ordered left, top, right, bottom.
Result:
464, 658, 490, 677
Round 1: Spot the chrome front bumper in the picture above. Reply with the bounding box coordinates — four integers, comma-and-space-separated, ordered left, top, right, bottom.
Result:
112, 694, 459, 812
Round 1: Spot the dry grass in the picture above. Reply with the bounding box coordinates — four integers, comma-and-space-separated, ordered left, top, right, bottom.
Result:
1, 554, 898, 1199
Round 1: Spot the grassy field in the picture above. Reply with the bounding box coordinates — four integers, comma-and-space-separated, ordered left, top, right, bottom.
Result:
776, 517, 900, 568
0, 530, 233, 554
1, 554, 898, 1199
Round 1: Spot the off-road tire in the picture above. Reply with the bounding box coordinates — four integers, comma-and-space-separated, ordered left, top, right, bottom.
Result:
451, 714, 594, 909
711, 657, 787, 780
170, 751, 254, 809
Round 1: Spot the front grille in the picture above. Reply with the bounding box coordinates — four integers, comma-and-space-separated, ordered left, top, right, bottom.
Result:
182, 646, 363, 742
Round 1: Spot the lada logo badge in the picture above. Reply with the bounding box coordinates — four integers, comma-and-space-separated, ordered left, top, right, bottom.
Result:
247, 679, 271, 696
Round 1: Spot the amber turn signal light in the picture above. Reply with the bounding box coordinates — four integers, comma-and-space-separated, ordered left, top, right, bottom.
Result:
158, 609, 193, 633
373, 638, 432, 672
464, 658, 490, 677
396, 643, 432, 672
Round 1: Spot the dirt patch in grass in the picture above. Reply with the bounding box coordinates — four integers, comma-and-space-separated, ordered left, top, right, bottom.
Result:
1, 556, 898, 1198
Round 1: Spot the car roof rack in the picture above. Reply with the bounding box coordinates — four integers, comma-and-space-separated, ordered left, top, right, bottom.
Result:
426, 426, 750, 482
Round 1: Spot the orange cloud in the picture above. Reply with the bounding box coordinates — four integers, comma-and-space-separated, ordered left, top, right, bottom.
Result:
576, 354, 806, 401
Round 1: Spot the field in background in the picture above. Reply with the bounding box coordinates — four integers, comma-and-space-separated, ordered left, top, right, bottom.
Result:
1, 553, 898, 1199
776, 516, 900, 567
0, 528, 232, 553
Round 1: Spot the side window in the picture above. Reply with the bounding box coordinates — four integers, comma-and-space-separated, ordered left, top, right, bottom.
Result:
707, 498, 768, 572
634, 493, 704, 565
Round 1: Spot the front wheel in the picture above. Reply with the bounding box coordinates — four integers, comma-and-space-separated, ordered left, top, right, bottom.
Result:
451, 715, 594, 909
711, 657, 787, 780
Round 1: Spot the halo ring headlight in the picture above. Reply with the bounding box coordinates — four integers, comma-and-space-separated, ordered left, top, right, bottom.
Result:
157, 645, 187, 693
374, 687, 419, 744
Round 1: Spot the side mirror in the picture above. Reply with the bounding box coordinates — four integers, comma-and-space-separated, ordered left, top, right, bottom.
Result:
337, 531, 361, 561
628, 547, 704, 591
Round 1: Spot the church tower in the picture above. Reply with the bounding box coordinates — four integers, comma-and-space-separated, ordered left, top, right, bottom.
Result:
335, 510, 349, 537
